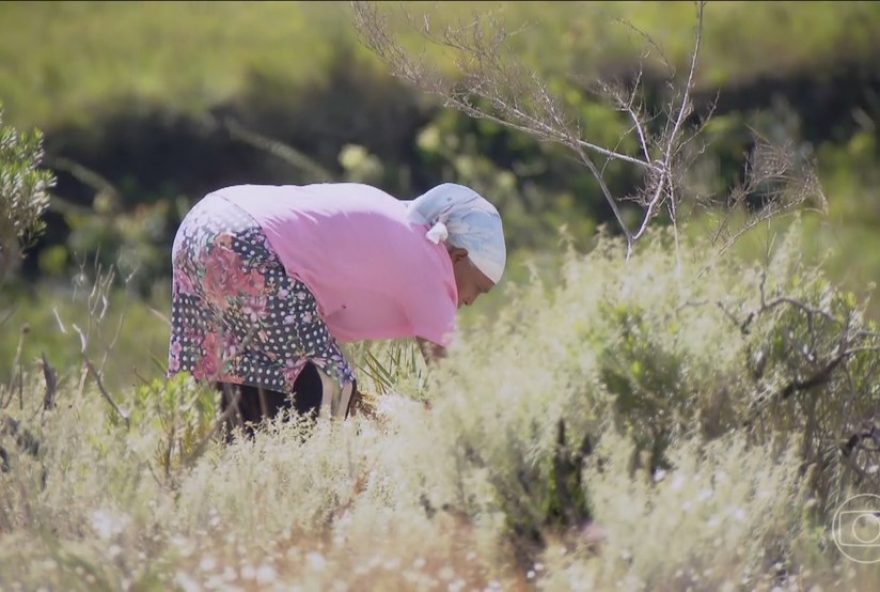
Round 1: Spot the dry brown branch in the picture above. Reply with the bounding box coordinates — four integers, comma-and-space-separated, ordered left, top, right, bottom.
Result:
182, 385, 243, 469
352, 1, 823, 260
199, 113, 333, 183
351, 1, 706, 258
710, 129, 827, 256
40, 353, 57, 411
2, 325, 28, 411
83, 357, 129, 429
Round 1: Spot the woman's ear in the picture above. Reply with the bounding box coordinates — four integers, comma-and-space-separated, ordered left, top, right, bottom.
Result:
448, 246, 469, 264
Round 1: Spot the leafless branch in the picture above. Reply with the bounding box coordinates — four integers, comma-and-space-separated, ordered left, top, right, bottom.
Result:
351, 1, 717, 259
612, 15, 675, 77
40, 353, 57, 411
353, 1, 823, 260
201, 114, 333, 183
46, 156, 120, 207
84, 357, 130, 429
183, 385, 243, 468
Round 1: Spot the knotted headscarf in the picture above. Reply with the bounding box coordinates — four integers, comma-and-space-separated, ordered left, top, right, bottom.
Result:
406, 183, 506, 284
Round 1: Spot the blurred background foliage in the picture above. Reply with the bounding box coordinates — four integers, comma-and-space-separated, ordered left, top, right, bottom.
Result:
0, 0, 879, 389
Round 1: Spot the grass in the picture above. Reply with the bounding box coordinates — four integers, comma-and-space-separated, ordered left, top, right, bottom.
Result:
1, 1, 879, 130
1, 223, 879, 590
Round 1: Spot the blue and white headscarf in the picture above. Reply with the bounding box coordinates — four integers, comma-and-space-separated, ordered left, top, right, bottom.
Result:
406, 183, 506, 284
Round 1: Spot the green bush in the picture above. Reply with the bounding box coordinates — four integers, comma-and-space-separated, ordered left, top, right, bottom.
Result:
0, 107, 55, 280
1, 219, 879, 589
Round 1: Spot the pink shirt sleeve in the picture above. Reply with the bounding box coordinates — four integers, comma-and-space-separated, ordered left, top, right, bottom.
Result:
407, 290, 456, 347
403, 267, 458, 347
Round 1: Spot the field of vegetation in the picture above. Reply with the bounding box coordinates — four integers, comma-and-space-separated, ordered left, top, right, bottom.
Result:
2, 1, 880, 589
2, 227, 880, 590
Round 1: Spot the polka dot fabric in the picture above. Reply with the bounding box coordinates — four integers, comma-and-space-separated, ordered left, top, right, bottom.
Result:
168, 194, 356, 393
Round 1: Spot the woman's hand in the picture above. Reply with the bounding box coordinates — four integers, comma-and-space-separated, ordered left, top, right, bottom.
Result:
416, 337, 446, 366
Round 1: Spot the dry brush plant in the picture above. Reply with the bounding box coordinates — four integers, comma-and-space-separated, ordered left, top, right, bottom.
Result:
413, 226, 880, 588
350, 1, 827, 261
1, 228, 879, 590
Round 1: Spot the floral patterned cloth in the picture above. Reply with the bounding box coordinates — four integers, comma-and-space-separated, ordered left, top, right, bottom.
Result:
168, 194, 356, 394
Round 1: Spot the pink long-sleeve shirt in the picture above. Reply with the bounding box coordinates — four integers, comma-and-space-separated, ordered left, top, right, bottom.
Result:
213, 183, 459, 346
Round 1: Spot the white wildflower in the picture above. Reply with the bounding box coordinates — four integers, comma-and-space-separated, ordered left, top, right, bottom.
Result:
670, 474, 686, 492
448, 579, 466, 592
383, 557, 401, 571
90, 509, 131, 541
306, 551, 326, 571
174, 570, 202, 592
199, 555, 216, 572
255, 564, 277, 585
223, 566, 237, 582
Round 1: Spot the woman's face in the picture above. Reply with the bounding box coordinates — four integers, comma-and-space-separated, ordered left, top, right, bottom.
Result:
448, 246, 495, 308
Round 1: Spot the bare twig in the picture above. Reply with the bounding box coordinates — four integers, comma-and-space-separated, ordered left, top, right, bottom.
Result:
3, 325, 28, 411
632, 1, 705, 243
44, 156, 121, 204
201, 113, 333, 182
0, 305, 16, 328
351, 0, 710, 258
353, 1, 823, 261
182, 385, 243, 469
40, 353, 57, 411
147, 306, 171, 328
99, 267, 138, 374
84, 358, 129, 429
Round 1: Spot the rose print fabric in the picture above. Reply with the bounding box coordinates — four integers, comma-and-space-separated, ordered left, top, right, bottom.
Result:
168, 193, 356, 394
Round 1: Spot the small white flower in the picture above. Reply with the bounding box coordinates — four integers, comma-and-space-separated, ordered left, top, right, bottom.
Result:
199, 555, 216, 572
255, 564, 277, 585
222, 566, 237, 582
670, 474, 686, 492
354, 564, 370, 576
89, 509, 130, 541
448, 579, 466, 592
306, 552, 326, 571
174, 570, 201, 592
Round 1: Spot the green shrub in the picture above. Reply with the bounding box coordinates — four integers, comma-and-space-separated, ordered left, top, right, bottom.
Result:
1, 221, 879, 589
0, 107, 55, 281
